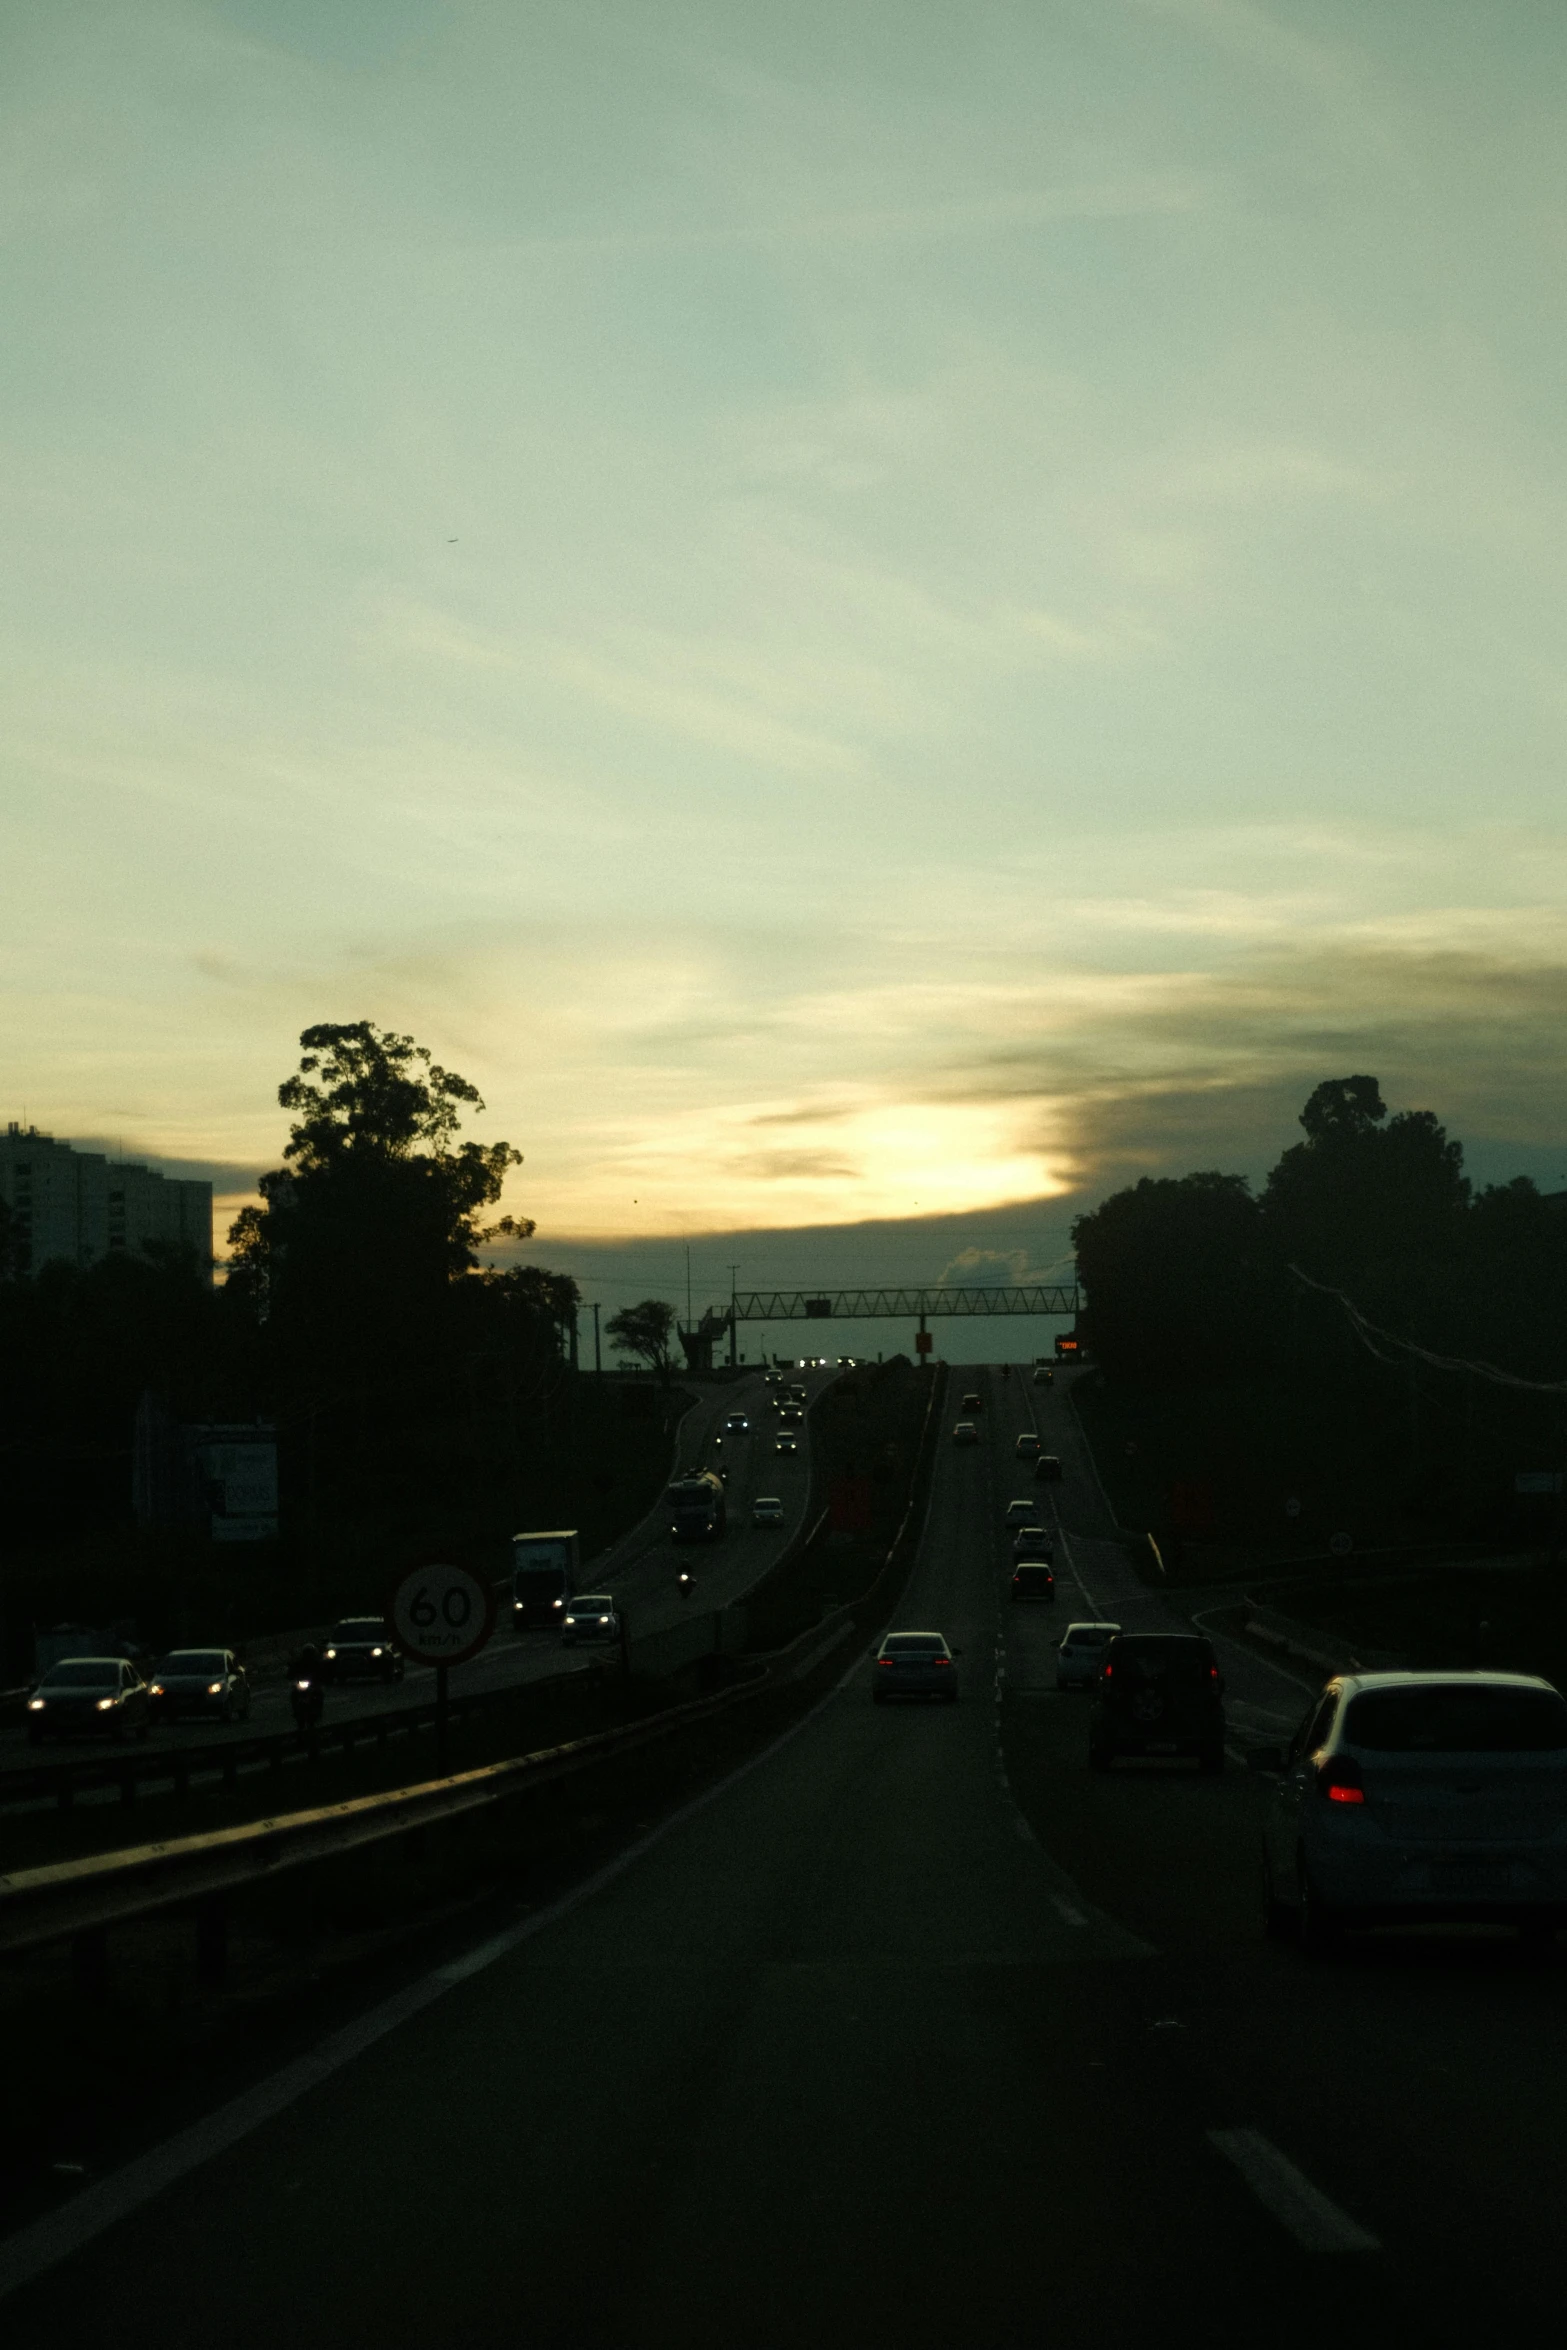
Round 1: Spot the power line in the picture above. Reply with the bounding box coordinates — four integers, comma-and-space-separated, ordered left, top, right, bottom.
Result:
1288, 1264, 1567, 1395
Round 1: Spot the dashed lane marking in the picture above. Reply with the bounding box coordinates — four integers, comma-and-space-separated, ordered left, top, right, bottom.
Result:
1207, 2128, 1380, 2253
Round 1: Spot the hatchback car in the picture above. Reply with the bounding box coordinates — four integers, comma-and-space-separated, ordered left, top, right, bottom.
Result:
1258, 1671, 1567, 1951
1014, 1432, 1042, 1460
872, 1631, 960, 1703
751, 1495, 786, 1527
322, 1618, 405, 1684
1056, 1622, 1121, 1690
1034, 1454, 1064, 1484
1011, 1562, 1056, 1602
1012, 1524, 1055, 1563
952, 1421, 980, 1446
775, 1432, 799, 1456
148, 1649, 251, 1724
27, 1657, 151, 1743
1089, 1632, 1225, 1771
1004, 1498, 1037, 1527
961, 1391, 983, 1413
562, 1595, 621, 1645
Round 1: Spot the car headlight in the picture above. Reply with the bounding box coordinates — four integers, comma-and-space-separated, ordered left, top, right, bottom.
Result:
598, 1615, 610, 1625
552, 1598, 563, 1609
27, 1697, 44, 1711
96, 1696, 116, 1711
324, 1649, 337, 1659
208, 1682, 223, 1695
150, 1684, 166, 1696
370, 1647, 384, 1657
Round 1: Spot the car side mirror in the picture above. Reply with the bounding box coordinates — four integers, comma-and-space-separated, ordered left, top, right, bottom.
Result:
1245, 1745, 1285, 1774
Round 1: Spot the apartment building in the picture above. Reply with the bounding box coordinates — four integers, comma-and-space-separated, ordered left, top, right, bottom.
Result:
0, 1124, 212, 1280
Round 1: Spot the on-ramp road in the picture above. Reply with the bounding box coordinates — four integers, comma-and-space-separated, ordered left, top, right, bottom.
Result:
3, 1367, 1564, 2344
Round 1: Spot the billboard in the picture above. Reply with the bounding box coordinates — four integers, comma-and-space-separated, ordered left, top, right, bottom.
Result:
193, 1427, 279, 1542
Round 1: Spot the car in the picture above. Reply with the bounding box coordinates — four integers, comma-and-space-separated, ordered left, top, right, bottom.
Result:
1011, 1562, 1056, 1602
147, 1648, 251, 1724
775, 1432, 799, 1456
779, 1403, 804, 1427
1011, 1524, 1055, 1563
952, 1421, 979, 1446
1055, 1621, 1121, 1689
562, 1595, 620, 1645
786, 1384, 808, 1404
1014, 1432, 1042, 1459
872, 1631, 960, 1703
1089, 1632, 1226, 1771
1034, 1454, 1064, 1484
723, 1410, 750, 1434
322, 1618, 405, 1684
1033, 1366, 1054, 1387
961, 1391, 983, 1412
1004, 1499, 1037, 1527
751, 1495, 786, 1527
1257, 1671, 1567, 1952
26, 1656, 151, 1743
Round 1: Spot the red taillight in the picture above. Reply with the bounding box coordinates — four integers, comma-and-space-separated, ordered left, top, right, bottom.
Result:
933, 1656, 951, 1667
878, 1658, 893, 1668
1101, 1663, 1112, 1679
1317, 1757, 1365, 1805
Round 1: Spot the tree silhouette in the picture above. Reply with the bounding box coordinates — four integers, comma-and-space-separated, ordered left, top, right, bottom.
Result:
605, 1299, 677, 1380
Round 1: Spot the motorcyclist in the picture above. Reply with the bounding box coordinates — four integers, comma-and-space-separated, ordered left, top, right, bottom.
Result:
676, 1568, 696, 1596
290, 1641, 325, 1727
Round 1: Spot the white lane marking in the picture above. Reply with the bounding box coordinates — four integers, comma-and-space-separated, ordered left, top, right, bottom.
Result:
1207, 2128, 1380, 2253
1052, 1895, 1086, 1925
0, 1631, 872, 2304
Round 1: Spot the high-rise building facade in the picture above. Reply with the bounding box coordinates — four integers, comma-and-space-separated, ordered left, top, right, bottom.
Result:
0, 1124, 212, 1280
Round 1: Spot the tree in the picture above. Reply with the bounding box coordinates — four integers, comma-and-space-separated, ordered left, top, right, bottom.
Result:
228, 1021, 530, 1385
1261, 1073, 1469, 1314
605, 1299, 677, 1380
1072, 1171, 1273, 1386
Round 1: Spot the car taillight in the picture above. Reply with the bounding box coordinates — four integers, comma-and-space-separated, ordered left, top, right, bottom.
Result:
933, 1657, 951, 1668
878, 1658, 894, 1668
1101, 1663, 1112, 1679
1317, 1757, 1365, 1805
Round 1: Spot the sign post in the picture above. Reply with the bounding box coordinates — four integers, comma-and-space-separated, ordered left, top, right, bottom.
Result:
389, 1560, 497, 1778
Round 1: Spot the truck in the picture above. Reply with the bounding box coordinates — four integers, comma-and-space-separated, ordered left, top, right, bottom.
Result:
511, 1530, 579, 1632
666, 1469, 727, 1543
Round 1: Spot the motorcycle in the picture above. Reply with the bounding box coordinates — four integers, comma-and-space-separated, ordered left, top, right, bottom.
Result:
676, 1569, 696, 1598
290, 1674, 325, 1731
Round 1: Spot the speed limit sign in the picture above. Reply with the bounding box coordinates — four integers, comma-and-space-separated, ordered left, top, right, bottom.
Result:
389, 1561, 496, 1667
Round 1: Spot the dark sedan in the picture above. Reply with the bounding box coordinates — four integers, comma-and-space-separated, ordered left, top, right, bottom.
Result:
1033, 1454, 1064, 1483
27, 1657, 151, 1743
148, 1648, 251, 1724
322, 1618, 405, 1683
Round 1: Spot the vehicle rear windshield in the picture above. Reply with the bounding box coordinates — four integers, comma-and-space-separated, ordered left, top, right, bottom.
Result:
161, 1652, 225, 1673
885, 1635, 945, 1653
1110, 1641, 1214, 1680
1015, 1565, 1052, 1580
1345, 1685, 1567, 1752
43, 1662, 119, 1687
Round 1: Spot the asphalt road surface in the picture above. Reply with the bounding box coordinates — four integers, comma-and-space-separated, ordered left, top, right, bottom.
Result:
5, 1366, 1565, 2343
0, 1369, 824, 1785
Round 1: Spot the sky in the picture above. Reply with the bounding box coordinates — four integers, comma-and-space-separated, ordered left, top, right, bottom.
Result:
5, 0, 1567, 1343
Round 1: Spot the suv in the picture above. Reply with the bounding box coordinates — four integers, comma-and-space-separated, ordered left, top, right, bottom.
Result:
322, 1618, 405, 1684
1089, 1633, 1225, 1772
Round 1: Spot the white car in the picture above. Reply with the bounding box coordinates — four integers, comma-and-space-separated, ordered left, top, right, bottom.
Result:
751, 1495, 786, 1527
1055, 1622, 1121, 1690
561, 1595, 621, 1646
1259, 1672, 1567, 1951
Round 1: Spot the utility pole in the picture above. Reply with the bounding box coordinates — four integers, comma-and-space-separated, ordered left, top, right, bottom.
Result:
728, 1263, 739, 1368
685, 1243, 692, 1332
591, 1299, 601, 1377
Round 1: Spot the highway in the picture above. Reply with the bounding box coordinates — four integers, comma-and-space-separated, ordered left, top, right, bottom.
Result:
4, 1366, 1566, 2340
0, 1369, 824, 1786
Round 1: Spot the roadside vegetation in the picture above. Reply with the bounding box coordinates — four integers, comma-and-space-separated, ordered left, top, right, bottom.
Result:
1072, 1075, 1567, 1566
0, 1022, 683, 1679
